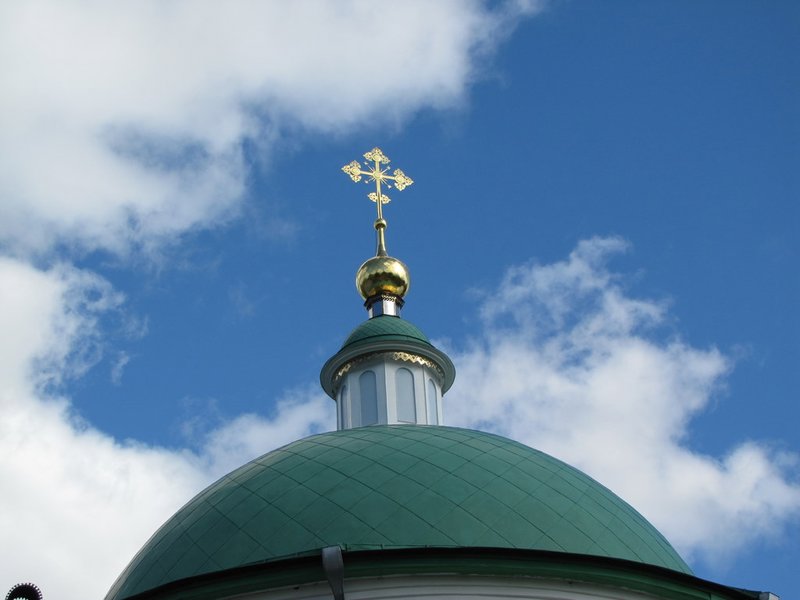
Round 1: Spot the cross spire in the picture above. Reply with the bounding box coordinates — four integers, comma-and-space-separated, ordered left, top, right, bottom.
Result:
342, 147, 414, 256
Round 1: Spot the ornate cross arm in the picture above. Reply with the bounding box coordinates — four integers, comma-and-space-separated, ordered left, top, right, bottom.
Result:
342, 147, 414, 223
341, 147, 415, 257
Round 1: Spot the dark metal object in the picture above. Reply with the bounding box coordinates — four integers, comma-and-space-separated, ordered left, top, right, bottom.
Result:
5, 583, 42, 600
322, 545, 345, 600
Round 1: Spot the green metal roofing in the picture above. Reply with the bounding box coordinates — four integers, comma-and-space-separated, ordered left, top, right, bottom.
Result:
106, 426, 691, 600
341, 315, 431, 348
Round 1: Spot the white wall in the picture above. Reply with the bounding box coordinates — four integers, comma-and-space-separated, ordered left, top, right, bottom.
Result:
235, 573, 669, 600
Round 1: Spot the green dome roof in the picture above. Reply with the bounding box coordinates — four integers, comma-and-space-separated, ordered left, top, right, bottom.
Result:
341, 315, 431, 348
106, 426, 691, 600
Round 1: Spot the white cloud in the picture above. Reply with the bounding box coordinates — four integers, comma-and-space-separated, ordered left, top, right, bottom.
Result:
0, 257, 331, 600
200, 388, 334, 477
0, 257, 201, 597
0, 0, 544, 257
0, 4, 548, 598
446, 237, 800, 566
109, 351, 131, 385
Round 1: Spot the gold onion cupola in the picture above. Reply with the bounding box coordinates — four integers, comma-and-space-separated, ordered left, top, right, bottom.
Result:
321, 147, 455, 430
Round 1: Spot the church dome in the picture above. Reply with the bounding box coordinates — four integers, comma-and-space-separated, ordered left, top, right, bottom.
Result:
341, 314, 430, 348
106, 425, 690, 600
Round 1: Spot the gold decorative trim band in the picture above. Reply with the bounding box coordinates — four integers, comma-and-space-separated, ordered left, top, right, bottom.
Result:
333, 351, 445, 388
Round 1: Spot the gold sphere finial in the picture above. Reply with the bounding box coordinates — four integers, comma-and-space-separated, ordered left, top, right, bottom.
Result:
356, 255, 410, 300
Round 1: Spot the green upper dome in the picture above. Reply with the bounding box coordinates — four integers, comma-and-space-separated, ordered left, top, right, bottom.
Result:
320, 316, 456, 397
106, 426, 690, 600
341, 315, 431, 348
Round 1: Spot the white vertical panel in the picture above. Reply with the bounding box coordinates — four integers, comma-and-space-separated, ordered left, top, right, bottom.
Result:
396, 367, 416, 422
426, 378, 439, 425
359, 370, 378, 425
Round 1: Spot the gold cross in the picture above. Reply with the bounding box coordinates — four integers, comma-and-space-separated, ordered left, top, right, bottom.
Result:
342, 147, 414, 223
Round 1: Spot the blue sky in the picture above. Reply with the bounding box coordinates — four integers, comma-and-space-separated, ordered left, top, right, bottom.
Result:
0, 2, 797, 598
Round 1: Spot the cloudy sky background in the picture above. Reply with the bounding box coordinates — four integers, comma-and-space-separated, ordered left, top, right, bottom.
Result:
1, 2, 798, 599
